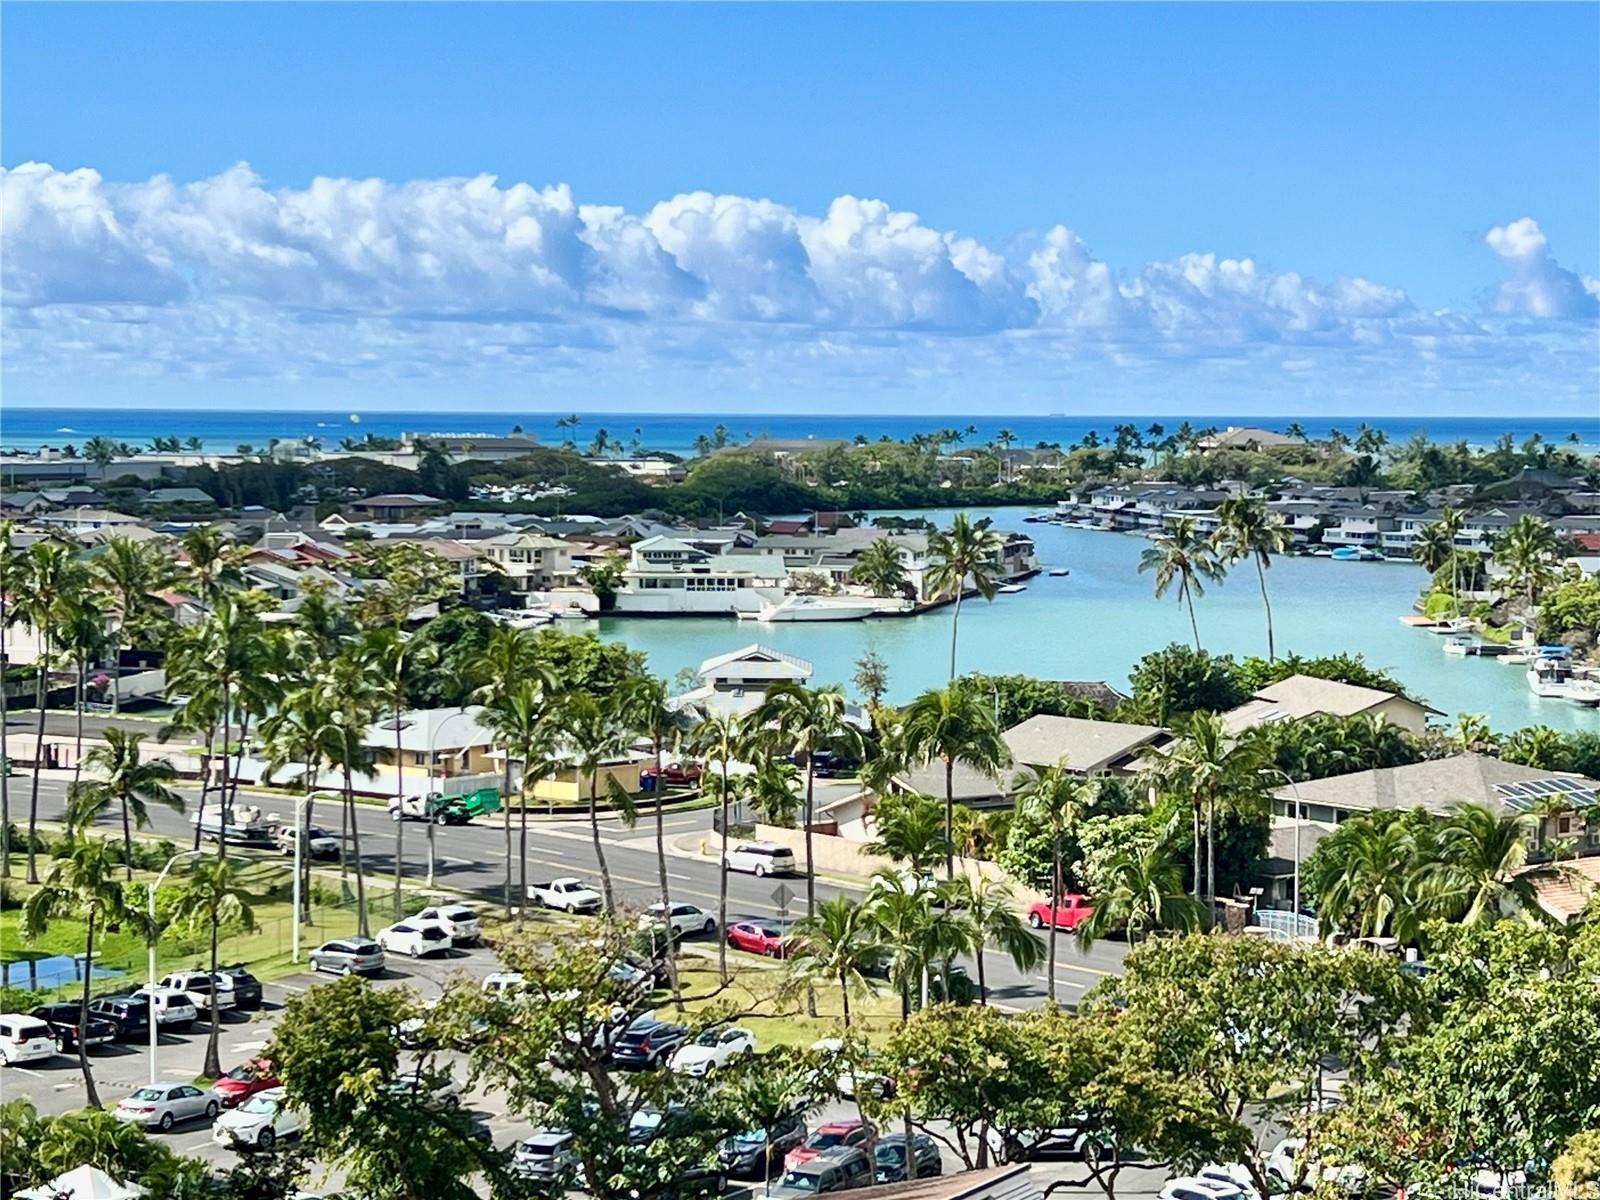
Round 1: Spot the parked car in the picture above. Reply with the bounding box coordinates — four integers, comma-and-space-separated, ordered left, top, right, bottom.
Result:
376, 919, 453, 959
628, 1103, 691, 1145
128, 986, 199, 1030
1001, 1121, 1109, 1162
641, 902, 718, 938
29, 1003, 118, 1053
640, 762, 703, 791
307, 939, 385, 976
88, 995, 153, 1041
612, 1015, 690, 1068
671, 1026, 755, 1076
272, 823, 340, 860
1026, 895, 1095, 930
158, 971, 238, 1013
410, 904, 482, 945
873, 1133, 942, 1183
785, 1119, 877, 1169
723, 843, 798, 877
1159, 1179, 1252, 1200
727, 920, 788, 958
213, 1058, 282, 1108
808, 1038, 890, 1099
212, 1087, 303, 1151
720, 1115, 808, 1178
772, 1146, 874, 1196
0, 1014, 57, 1065
382, 1070, 465, 1108
114, 1082, 220, 1131
214, 965, 264, 1010
512, 1130, 580, 1184
527, 877, 604, 914
481, 972, 527, 1001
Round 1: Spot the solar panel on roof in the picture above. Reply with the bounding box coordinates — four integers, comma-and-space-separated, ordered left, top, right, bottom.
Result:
1494, 777, 1598, 812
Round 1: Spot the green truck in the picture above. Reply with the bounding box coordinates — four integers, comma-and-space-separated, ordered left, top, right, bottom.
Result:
387, 787, 502, 826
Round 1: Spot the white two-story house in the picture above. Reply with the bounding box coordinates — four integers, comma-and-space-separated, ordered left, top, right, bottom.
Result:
614, 536, 789, 615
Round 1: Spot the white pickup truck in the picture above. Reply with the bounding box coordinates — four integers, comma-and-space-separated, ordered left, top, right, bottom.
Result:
526, 877, 603, 914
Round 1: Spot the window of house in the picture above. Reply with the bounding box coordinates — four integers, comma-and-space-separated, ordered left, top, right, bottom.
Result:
413, 752, 427, 766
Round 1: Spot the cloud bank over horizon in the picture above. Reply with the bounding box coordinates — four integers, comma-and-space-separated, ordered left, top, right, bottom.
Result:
3, 161, 1596, 413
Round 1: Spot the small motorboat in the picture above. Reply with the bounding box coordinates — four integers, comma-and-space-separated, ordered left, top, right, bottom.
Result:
997, 583, 1028, 594
1048, 568, 1070, 577
1568, 680, 1600, 707
1442, 635, 1475, 656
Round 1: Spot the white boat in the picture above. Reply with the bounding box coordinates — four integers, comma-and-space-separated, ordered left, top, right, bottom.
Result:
755, 595, 879, 623
997, 583, 1028, 594
1048, 568, 1070, 577
1568, 680, 1600, 707
1429, 617, 1475, 635
1442, 635, 1475, 656
1527, 657, 1574, 699
490, 607, 554, 629
1500, 650, 1533, 665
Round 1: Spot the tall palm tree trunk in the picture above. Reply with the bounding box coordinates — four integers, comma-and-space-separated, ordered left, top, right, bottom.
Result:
72, 660, 86, 794
839, 970, 852, 1028
717, 766, 730, 985
1255, 557, 1276, 661
347, 765, 368, 937
589, 773, 614, 911
655, 734, 683, 1008
943, 757, 956, 881
120, 793, 134, 880
975, 932, 989, 1005
1047, 842, 1061, 1005
1183, 584, 1201, 652
947, 594, 964, 679
215, 680, 231, 862
203, 905, 223, 1078
502, 753, 514, 920
518, 779, 529, 929
392, 707, 405, 921
299, 759, 315, 926
192, 717, 217, 854
27, 650, 49, 883
1191, 800, 1202, 901
1205, 796, 1217, 908
79, 908, 102, 1108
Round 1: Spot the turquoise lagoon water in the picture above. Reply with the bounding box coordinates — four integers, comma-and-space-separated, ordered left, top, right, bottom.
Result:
592, 506, 1600, 736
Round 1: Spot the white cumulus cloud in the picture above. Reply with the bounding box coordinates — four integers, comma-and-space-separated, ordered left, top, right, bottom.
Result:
1483, 216, 1600, 319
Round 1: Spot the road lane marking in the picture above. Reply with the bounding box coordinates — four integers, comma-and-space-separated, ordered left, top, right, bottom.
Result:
1033, 974, 1090, 990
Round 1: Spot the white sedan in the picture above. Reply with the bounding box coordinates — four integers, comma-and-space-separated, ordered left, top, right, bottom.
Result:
212, 1087, 303, 1151
114, 1082, 220, 1131
670, 1026, 755, 1076
376, 919, 453, 959
640, 902, 718, 938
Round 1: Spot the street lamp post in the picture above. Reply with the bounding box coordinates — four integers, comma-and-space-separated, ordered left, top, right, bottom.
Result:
148, 849, 203, 1084
411, 708, 477, 890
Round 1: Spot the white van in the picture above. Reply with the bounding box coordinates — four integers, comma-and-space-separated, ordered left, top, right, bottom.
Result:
0, 1013, 58, 1065
159, 972, 237, 1013
723, 842, 799, 877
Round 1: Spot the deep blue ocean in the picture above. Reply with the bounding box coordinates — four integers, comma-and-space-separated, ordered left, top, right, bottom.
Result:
4, 407, 1598, 457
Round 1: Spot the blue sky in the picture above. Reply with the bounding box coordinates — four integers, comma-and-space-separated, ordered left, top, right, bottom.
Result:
3, 2, 1597, 416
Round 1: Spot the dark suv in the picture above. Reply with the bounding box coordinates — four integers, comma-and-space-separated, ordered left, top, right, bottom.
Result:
30, 1004, 118, 1052
611, 1016, 689, 1069
216, 964, 264, 1009
720, 1114, 808, 1178
873, 1133, 942, 1183
88, 995, 154, 1041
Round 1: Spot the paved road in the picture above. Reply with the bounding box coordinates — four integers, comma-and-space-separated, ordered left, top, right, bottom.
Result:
14, 770, 1127, 1008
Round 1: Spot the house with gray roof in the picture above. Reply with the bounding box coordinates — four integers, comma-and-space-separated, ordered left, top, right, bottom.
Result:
1223, 673, 1435, 735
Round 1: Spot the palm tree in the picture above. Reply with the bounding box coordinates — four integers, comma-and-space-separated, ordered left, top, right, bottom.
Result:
95, 536, 170, 713
1418, 803, 1545, 926
786, 895, 884, 1027
1076, 837, 1206, 946
470, 626, 545, 913
848, 538, 909, 599
1151, 711, 1265, 905
1139, 517, 1225, 652
615, 673, 685, 982
1436, 507, 1466, 614
0, 520, 13, 878
58, 591, 110, 795
1302, 814, 1422, 938
1494, 515, 1561, 613
753, 684, 862, 932
945, 875, 1043, 1004
167, 858, 255, 1079
741, 758, 803, 827
178, 527, 242, 602
1213, 497, 1291, 660
866, 871, 942, 1018
551, 691, 634, 912
690, 709, 748, 983
259, 681, 336, 925
482, 680, 557, 927
926, 514, 1005, 678
1014, 765, 1093, 1003
362, 623, 438, 897
900, 686, 1007, 880
320, 651, 381, 929
863, 792, 948, 876
14, 541, 90, 882
20, 835, 142, 1107
1410, 521, 1454, 574
67, 729, 184, 879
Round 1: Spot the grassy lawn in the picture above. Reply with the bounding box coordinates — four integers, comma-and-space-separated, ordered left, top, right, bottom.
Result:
661, 952, 906, 1050
1, 855, 444, 1002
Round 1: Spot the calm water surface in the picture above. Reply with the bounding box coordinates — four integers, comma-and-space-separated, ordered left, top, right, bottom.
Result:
592, 506, 1600, 735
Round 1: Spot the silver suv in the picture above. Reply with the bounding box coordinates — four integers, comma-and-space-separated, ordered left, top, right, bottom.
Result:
308, 939, 385, 976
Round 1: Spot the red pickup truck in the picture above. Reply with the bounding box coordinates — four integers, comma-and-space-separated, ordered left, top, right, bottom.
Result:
1026, 895, 1095, 930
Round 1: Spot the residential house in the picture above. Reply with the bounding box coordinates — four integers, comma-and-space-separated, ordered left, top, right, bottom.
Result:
410, 538, 487, 595
479, 532, 577, 593
1197, 426, 1304, 452
615, 537, 788, 615
350, 493, 447, 521
1223, 673, 1435, 735
667, 644, 816, 721
1002, 714, 1171, 776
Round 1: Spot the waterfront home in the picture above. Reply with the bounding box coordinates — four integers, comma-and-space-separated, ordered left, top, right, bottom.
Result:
614, 536, 789, 615
747, 528, 932, 597
1321, 507, 1396, 553
1223, 673, 1435, 735
1197, 425, 1305, 452
1270, 754, 1600, 859
667, 643, 816, 721
1002, 714, 1171, 776
409, 537, 487, 595
480, 531, 578, 593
